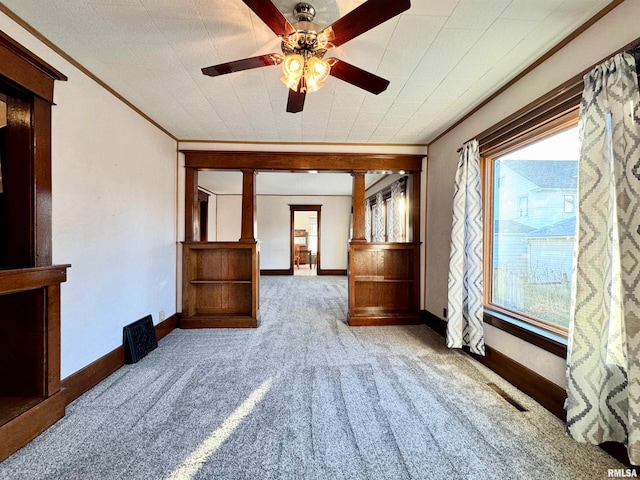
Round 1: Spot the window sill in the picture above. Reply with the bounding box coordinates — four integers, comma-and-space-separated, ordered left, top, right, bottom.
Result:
483, 308, 568, 359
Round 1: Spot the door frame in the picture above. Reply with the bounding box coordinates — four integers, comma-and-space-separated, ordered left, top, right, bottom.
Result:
290, 204, 321, 275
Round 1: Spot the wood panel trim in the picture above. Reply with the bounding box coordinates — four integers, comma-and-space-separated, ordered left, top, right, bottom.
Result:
61, 345, 124, 406
60, 313, 179, 405
0, 392, 65, 463
33, 96, 53, 266
260, 269, 292, 276
0, 30, 66, 104
155, 313, 179, 341
318, 269, 347, 276
483, 309, 568, 359
0, 265, 69, 295
183, 150, 424, 172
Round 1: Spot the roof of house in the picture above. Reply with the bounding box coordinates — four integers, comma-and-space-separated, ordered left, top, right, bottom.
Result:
495, 220, 536, 234
528, 217, 577, 237
500, 160, 578, 189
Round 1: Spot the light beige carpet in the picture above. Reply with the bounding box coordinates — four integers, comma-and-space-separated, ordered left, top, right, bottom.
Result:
0, 276, 623, 479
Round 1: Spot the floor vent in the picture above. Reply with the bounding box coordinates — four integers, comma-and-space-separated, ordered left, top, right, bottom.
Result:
487, 382, 528, 412
123, 314, 157, 364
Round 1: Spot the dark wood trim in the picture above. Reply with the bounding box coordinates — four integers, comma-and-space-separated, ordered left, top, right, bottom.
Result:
180, 316, 259, 329
318, 269, 347, 276
0, 392, 65, 463
184, 168, 198, 242
240, 170, 256, 242
33, 96, 53, 266
183, 151, 424, 173
0, 31, 67, 464
470, 344, 567, 420
421, 310, 447, 336
260, 269, 292, 276
349, 314, 422, 326
0, 30, 66, 103
484, 309, 568, 359
61, 313, 179, 405
351, 172, 366, 242
289, 204, 323, 211
0, 264, 69, 295
155, 313, 179, 341
421, 310, 566, 420
61, 346, 124, 406
290, 204, 322, 273
428, 0, 625, 145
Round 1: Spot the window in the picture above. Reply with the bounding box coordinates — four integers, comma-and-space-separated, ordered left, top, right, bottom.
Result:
366, 177, 407, 242
564, 194, 575, 213
518, 195, 528, 217
488, 126, 579, 336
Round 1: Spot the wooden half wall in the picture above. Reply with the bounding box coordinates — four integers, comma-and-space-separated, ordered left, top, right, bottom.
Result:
181, 150, 425, 327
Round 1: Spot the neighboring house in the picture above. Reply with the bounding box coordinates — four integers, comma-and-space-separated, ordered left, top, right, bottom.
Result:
494, 160, 577, 282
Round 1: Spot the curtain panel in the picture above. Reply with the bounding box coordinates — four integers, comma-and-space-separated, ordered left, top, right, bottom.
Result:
372, 191, 385, 242
447, 140, 484, 355
364, 197, 372, 242
388, 180, 405, 241
565, 52, 640, 464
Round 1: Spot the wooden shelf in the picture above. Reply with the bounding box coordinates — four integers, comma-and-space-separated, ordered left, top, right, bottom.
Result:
182, 242, 259, 328
348, 243, 420, 326
0, 265, 69, 462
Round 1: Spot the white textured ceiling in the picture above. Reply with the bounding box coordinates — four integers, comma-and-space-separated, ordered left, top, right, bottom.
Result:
2, 0, 612, 144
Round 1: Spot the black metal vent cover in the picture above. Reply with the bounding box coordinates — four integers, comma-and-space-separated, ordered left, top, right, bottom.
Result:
123, 314, 157, 364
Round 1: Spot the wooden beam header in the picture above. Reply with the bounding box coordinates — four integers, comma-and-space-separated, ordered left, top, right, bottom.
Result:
181, 150, 424, 173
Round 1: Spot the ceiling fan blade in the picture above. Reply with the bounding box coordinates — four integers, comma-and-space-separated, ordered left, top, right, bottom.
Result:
287, 81, 306, 113
202, 54, 283, 77
242, 0, 296, 37
321, 0, 410, 47
328, 59, 389, 94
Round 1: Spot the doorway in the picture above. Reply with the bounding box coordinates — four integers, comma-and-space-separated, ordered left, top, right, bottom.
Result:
290, 205, 321, 276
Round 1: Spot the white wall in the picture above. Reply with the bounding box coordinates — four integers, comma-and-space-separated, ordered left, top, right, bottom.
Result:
258, 196, 352, 270
425, 1, 640, 387
0, 12, 178, 379
216, 195, 242, 241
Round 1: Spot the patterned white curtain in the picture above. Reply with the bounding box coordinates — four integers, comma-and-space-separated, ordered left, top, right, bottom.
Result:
388, 180, 405, 242
565, 52, 640, 464
372, 191, 385, 242
446, 140, 484, 355
364, 197, 372, 242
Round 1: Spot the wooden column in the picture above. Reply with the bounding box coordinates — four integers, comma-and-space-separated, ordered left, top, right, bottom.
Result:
240, 169, 257, 243
351, 171, 367, 243
184, 167, 198, 242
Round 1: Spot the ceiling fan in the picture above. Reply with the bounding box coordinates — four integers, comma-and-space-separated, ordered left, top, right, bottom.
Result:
201, 0, 411, 113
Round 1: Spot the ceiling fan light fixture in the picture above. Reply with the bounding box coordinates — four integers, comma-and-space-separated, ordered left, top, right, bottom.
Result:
281, 53, 305, 90
304, 56, 331, 93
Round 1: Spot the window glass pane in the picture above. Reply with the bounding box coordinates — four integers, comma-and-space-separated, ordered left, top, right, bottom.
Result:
492, 126, 579, 330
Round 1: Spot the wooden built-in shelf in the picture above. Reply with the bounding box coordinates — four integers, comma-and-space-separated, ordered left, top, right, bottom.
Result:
348, 243, 420, 326
0, 265, 69, 462
182, 242, 259, 328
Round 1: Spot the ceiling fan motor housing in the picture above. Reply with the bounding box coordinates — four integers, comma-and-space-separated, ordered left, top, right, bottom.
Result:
282, 3, 327, 59
293, 2, 316, 22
